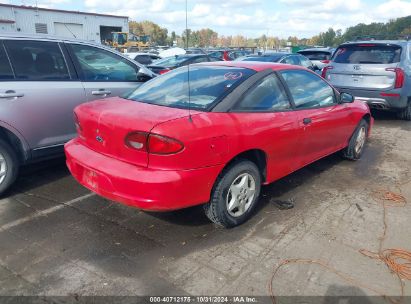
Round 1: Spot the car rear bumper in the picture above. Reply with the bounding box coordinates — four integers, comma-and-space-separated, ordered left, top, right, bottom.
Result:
65, 139, 224, 211
335, 87, 408, 111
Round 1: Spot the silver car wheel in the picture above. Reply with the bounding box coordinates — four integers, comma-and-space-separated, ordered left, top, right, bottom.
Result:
0, 151, 7, 185
355, 126, 366, 155
226, 173, 256, 217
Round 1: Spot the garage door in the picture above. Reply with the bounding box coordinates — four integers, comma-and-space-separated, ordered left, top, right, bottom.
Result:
54, 22, 83, 39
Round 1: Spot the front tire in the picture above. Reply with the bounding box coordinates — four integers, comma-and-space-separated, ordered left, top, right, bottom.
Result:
342, 119, 369, 160
397, 102, 411, 121
204, 160, 261, 228
0, 139, 19, 196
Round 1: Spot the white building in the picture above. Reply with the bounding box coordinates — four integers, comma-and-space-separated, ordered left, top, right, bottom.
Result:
0, 3, 129, 43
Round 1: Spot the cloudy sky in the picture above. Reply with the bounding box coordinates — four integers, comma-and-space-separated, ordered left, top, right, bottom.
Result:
5, 0, 411, 38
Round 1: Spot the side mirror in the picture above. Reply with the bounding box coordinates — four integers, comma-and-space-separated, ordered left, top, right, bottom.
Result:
340, 92, 355, 103
136, 67, 154, 82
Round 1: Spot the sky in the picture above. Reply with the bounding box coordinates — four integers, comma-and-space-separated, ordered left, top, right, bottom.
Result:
4, 0, 411, 38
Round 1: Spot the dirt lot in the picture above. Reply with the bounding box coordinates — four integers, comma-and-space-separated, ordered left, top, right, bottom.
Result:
0, 112, 410, 302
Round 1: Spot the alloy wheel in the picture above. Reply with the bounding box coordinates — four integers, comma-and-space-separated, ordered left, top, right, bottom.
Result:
355, 126, 366, 155
226, 173, 256, 217
0, 151, 7, 185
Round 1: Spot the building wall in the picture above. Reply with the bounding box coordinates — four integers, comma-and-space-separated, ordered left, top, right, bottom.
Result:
0, 5, 129, 43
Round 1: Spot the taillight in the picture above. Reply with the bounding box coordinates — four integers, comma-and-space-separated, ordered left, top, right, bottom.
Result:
223, 51, 231, 61
125, 132, 183, 155
159, 69, 170, 75
74, 112, 82, 133
320, 60, 331, 64
321, 66, 333, 79
125, 132, 148, 151
386, 68, 405, 89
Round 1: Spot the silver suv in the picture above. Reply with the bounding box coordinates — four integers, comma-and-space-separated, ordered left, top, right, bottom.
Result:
322, 40, 411, 120
0, 33, 155, 195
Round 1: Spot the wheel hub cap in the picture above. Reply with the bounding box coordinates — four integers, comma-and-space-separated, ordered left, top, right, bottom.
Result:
0, 152, 7, 185
355, 127, 366, 154
226, 173, 256, 217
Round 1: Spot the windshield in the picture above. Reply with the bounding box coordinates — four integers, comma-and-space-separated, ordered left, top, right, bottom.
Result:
332, 44, 402, 64
151, 56, 189, 67
298, 51, 331, 60
126, 66, 255, 110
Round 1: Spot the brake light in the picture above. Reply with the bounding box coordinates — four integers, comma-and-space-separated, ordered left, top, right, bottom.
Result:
358, 44, 375, 47
321, 66, 333, 79
125, 132, 148, 151
125, 132, 184, 155
385, 68, 404, 89
74, 112, 82, 133
223, 51, 231, 61
159, 69, 170, 75
320, 60, 331, 64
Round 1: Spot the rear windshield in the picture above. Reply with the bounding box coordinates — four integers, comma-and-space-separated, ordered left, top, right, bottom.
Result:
126, 66, 255, 110
151, 56, 190, 68
333, 44, 402, 64
238, 55, 282, 62
298, 51, 331, 61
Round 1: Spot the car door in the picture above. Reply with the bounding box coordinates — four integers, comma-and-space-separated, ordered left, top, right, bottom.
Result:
67, 43, 150, 102
279, 69, 354, 166
230, 73, 301, 182
0, 39, 87, 154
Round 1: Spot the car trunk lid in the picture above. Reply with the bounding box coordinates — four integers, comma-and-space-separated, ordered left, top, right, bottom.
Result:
75, 97, 191, 167
326, 43, 402, 90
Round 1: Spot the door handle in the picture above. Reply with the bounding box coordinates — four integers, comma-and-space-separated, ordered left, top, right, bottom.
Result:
303, 118, 312, 125
0, 90, 24, 99
91, 90, 112, 96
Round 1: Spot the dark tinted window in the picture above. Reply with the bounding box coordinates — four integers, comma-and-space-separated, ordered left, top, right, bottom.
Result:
71, 44, 139, 81
134, 55, 152, 65
298, 51, 331, 60
190, 56, 209, 64
208, 51, 223, 60
127, 66, 255, 110
233, 74, 290, 111
5, 40, 69, 80
0, 44, 13, 80
281, 70, 335, 109
333, 44, 401, 64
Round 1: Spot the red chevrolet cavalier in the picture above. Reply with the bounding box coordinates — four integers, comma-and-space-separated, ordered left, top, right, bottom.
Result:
65, 61, 373, 227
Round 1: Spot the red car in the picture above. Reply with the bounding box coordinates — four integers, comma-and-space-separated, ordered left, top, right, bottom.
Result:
65, 61, 373, 228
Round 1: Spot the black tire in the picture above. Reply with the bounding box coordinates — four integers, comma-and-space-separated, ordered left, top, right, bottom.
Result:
0, 139, 19, 197
397, 101, 411, 121
204, 159, 261, 228
342, 119, 369, 160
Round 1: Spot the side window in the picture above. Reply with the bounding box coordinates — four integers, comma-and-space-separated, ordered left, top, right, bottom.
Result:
281, 55, 300, 65
70, 44, 139, 82
191, 56, 209, 64
4, 40, 70, 80
281, 70, 336, 109
233, 74, 291, 111
298, 55, 312, 68
135, 55, 151, 65
0, 43, 14, 80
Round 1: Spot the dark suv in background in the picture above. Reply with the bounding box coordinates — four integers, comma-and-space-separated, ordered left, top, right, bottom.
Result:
322, 40, 411, 120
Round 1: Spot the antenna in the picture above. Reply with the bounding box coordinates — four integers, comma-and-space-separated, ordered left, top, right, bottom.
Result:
185, 0, 192, 122
187, 64, 192, 122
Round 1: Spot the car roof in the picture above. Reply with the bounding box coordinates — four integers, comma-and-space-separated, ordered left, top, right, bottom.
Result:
195, 60, 306, 72
339, 40, 409, 47
126, 52, 159, 56
298, 48, 333, 53
0, 31, 101, 45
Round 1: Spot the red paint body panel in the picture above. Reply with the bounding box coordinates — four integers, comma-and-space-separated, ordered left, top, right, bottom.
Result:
65, 62, 373, 211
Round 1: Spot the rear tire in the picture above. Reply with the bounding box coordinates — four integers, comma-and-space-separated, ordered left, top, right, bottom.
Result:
0, 139, 19, 197
342, 119, 369, 160
397, 102, 411, 121
204, 159, 261, 228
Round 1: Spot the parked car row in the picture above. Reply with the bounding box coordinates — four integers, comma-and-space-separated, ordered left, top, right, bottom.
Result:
1, 32, 409, 229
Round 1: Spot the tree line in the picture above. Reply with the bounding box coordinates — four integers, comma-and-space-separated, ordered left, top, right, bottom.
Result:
129, 15, 411, 48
